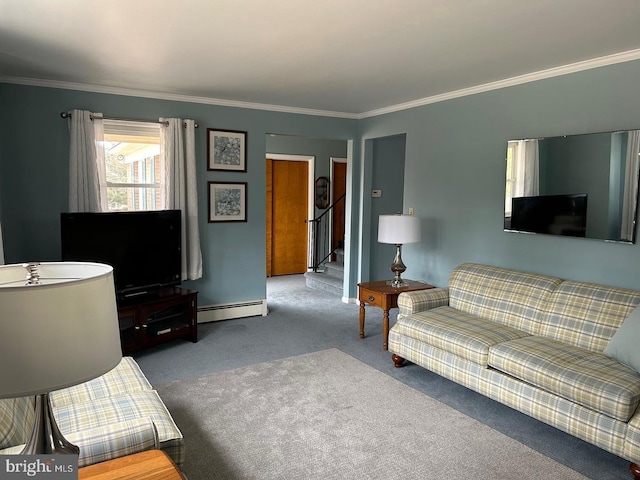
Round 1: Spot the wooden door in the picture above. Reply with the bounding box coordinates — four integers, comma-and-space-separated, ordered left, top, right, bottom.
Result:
332, 161, 347, 255
266, 159, 309, 276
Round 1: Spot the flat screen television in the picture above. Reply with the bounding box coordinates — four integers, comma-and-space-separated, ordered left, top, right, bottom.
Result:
510, 193, 587, 237
61, 210, 182, 298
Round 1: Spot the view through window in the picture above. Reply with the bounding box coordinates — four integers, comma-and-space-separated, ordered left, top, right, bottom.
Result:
504, 140, 517, 216
103, 119, 164, 211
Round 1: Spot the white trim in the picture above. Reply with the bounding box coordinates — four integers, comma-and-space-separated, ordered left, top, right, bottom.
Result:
359, 48, 640, 118
0, 75, 358, 119
198, 299, 267, 323
3, 48, 639, 119
266, 153, 314, 162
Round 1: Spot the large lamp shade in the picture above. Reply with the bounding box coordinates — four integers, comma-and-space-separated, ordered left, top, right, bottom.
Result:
377, 214, 421, 287
378, 214, 421, 245
0, 262, 122, 398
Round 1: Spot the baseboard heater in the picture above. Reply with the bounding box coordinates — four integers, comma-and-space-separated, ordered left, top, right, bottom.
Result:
197, 299, 267, 323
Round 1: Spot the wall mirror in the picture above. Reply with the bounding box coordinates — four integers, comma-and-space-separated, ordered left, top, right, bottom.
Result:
315, 176, 330, 209
504, 129, 640, 243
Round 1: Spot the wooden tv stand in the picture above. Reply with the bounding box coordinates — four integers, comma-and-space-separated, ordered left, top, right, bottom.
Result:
117, 287, 198, 354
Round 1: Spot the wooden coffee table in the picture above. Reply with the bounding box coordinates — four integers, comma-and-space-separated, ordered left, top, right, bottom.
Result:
358, 279, 434, 350
79, 449, 185, 480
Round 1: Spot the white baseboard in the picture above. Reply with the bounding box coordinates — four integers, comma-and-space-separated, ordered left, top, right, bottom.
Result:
198, 299, 267, 323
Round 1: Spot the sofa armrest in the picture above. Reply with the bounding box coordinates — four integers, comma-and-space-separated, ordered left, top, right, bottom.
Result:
398, 287, 450, 315
68, 417, 159, 467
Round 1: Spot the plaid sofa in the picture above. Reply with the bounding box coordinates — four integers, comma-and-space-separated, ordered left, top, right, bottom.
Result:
0, 357, 183, 467
388, 263, 640, 466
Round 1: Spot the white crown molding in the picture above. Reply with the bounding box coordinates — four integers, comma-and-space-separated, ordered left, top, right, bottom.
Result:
2, 48, 640, 120
0, 75, 360, 120
358, 48, 640, 119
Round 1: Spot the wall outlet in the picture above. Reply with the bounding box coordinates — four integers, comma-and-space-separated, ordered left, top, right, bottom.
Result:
371, 189, 382, 197
408, 207, 414, 215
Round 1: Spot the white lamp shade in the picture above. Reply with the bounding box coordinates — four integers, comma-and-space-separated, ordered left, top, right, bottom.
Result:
0, 262, 122, 398
378, 214, 421, 244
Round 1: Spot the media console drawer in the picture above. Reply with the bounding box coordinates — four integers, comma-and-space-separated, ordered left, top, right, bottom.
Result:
117, 287, 198, 353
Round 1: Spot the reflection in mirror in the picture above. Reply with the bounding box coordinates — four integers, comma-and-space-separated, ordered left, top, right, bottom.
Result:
504, 130, 640, 243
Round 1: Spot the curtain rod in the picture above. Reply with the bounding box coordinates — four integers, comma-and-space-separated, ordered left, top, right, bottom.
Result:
60, 111, 199, 128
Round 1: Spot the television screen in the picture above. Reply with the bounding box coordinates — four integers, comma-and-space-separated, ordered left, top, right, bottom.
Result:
61, 210, 182, 297
510, 194, 587, 237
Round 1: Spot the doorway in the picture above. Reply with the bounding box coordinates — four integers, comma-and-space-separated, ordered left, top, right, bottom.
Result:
331, 158, 347, 260
266, 156, 313, 276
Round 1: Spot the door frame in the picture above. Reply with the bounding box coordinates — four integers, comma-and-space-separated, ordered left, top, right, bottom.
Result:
266, 153, 315, 271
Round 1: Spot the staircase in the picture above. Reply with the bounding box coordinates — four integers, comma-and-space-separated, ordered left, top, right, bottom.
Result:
304, 248, 344, 297
304, 193, 345, 297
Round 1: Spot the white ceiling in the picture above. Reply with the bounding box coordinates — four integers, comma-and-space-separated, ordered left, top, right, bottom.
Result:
2, 0, 640, 118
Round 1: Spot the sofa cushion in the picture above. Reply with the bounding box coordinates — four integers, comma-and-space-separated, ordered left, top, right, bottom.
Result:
448, 263, 562, 335
539, 280, 640, 353
50, 357, 152, 409
52, 390, 184, 465
604, 303, 640, 374
392, 306, 530, 366
488, 336, 640, 421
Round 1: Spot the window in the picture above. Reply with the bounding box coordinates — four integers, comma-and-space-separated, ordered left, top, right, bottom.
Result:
504, 139, 539, 217
504, 141, 518, 216
102, 120, 164, 212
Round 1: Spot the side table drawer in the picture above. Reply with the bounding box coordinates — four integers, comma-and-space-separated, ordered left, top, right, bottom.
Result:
359, 289, 384, 308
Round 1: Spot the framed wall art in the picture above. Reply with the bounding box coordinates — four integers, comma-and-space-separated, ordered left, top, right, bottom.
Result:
207, 128, 247, 172
208, 181, 247, 222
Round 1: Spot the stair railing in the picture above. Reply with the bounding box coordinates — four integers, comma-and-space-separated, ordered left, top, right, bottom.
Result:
309, 193, 345, 272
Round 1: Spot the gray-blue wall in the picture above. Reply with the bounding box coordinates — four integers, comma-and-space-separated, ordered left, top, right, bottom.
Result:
359, 59, 640, 290
0, 84, 358, 305
3, 57, 640, 305
368, 134, 406, 281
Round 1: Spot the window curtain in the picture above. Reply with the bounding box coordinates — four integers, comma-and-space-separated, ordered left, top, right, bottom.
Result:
160, 118, 203, 281
68, 110, 107, 212
621, 130, 640, 241
514, 139, 540, 198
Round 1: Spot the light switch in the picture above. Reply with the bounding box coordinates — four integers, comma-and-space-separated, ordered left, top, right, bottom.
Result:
372, 189, 382, 198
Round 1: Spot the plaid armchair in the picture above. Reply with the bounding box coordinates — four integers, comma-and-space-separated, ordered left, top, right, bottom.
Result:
0, 357, 183, 467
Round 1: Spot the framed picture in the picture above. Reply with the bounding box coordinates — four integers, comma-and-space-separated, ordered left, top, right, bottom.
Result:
207, 128, 247, 172
208, 181, 247, 222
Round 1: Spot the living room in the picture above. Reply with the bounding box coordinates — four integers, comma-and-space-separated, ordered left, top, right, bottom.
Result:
3, 2, 640, 479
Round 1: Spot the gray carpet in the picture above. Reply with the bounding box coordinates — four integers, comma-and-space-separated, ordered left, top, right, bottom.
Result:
156, 348, 588, 480
135, 274, 631, 479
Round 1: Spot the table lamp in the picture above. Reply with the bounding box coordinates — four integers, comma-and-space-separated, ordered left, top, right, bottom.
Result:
0, 262, 122, 454
378, 214, 421, 287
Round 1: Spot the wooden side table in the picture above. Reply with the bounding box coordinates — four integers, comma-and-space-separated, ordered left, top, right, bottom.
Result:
358, 279, 434, 350
79, 450, 185, 480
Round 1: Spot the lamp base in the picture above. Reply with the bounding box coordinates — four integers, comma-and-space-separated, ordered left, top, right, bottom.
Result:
386, 278, 408, 288
21, 393, 79, 455
387, 244, 407, 288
